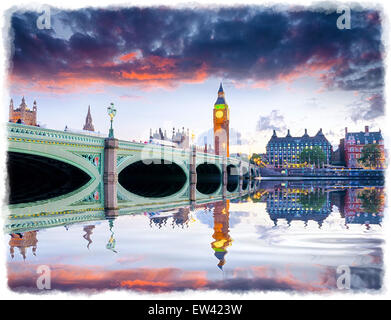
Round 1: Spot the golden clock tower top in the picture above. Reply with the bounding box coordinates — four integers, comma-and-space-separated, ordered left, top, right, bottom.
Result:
213, 83, 230, 157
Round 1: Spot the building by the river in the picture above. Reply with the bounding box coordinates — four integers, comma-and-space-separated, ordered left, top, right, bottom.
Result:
213, 83, 230, 157
149, 127, 190, 149
343, 187, 384, 227
9, 97, 37, 126
266, 187, 332, 227
342, 126, 385, 168
266, 129, 332, 168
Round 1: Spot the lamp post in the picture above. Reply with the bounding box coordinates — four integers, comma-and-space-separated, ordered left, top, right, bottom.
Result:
107, 103, 117, 138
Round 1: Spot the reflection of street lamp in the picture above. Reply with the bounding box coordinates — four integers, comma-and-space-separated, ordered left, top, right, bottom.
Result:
107, 103, 117, 138
106, 219, 117, 253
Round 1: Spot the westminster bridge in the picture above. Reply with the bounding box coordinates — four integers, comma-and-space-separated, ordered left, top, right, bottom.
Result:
6, 122, 260, 219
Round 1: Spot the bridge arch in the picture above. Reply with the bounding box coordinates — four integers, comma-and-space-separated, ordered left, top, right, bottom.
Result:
242, 178, 249, 190
251, 167, 255, 177
196, 163, 221, 195
227, 164, 239, 193
118, 159, 187, 198
242, 167, 250, 190
7, 150, 96, 205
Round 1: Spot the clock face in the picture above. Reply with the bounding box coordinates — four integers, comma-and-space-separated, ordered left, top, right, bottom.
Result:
215, 110, 224, 119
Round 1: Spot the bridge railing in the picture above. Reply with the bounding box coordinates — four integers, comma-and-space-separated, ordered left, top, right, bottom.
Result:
7, 123, 105, 147
7, 123, 248, 168
118, 140, 190, 163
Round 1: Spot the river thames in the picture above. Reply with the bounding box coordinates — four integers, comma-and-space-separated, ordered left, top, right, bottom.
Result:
5, 179, 384, 293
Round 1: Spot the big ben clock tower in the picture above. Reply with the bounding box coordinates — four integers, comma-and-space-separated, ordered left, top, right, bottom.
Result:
213, 83, 230, 157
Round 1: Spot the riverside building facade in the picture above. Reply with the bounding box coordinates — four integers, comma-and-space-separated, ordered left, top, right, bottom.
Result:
266, 129, 332, 168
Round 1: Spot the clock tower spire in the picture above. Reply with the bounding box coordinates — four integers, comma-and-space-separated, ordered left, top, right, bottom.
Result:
213, 83, 229, 157
83, 105, 95, 132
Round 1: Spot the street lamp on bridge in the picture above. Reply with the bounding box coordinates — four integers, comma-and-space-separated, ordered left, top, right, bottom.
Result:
107, 103, 117, 138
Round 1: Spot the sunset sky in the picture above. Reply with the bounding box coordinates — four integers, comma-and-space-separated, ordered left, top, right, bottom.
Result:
5, 3, 385, 154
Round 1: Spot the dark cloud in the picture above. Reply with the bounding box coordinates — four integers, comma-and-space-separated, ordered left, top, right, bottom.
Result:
349, 91, 385, 123
8, 5, 384, 105
365, 93, 385, 120
335, 66, 384, 91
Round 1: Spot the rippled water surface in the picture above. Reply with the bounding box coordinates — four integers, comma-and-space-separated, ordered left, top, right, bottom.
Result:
6, 180, 384, 294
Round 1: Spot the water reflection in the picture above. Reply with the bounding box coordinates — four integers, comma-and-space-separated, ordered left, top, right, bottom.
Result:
211, 200, 232, 270
252, 180, 384, 230
265, 188, 331, 228
83, 225, 95, 249
343, 188, 384, 229
9, 231, 38, 260
149, 207, 191, 229
6, 179, 384, 293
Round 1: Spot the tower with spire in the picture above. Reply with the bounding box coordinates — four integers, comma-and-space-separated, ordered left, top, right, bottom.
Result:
213, 83, 230, 157
83, 105, 95, 131
9, 231, 38, 260
9, 97, 37, 126
211, 199, 232, 270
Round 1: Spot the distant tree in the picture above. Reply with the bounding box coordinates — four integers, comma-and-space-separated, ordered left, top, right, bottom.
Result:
358, 144, 382, 169
298, 191, 327, 211
299, 147, 326, 168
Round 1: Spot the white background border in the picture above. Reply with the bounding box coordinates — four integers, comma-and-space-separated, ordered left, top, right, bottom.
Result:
0, 0, 389, 300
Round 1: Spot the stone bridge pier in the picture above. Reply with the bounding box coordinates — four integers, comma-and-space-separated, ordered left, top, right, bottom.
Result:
104, 138, 118, 215
190, 146, 197, 203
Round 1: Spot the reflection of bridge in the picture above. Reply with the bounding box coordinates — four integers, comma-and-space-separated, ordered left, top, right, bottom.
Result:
6, 123, 259, 216
4, 192, 252, 234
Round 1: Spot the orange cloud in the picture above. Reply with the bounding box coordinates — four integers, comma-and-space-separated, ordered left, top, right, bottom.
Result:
119, 52, 138, 62
8, 56, 206, 94
8, 52, 342, 95
7, 261, 336, 293
252, 80, 270, 89
121, 71, 175, 80
277, 57, 342, 83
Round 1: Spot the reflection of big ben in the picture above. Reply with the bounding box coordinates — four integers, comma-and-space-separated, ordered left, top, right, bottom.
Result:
213, 83, 229, 157
211, 199, 232, 270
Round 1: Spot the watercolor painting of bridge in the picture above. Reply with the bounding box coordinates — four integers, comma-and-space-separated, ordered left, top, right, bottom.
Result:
1, 0, 388, 303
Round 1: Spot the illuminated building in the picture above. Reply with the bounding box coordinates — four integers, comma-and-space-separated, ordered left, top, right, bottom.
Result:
343, 126, 385, 168
213, 83, 230, 157
211, 199, 232, 270
9, 97, 37, 126
266, 129, 332, 168
343, 187, 384, 226
266, 188, 331, 227
149, 127, 190, 149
